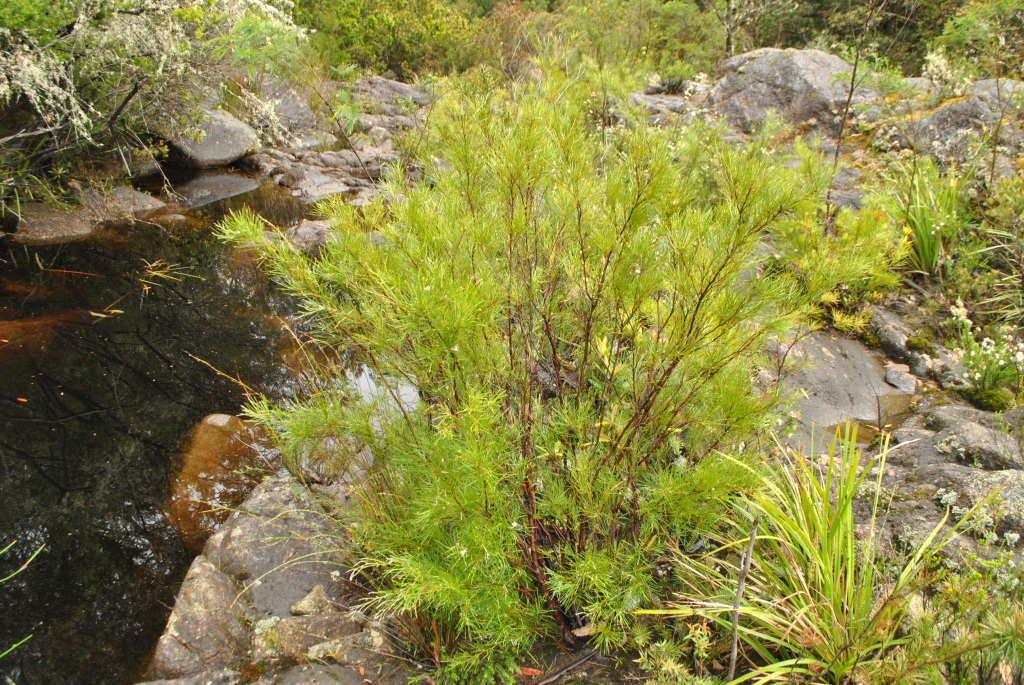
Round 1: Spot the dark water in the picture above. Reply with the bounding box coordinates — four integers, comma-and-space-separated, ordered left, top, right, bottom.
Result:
0, 177, 308, 685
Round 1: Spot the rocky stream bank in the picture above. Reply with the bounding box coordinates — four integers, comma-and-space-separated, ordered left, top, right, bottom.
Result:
4, 46, 1024, 685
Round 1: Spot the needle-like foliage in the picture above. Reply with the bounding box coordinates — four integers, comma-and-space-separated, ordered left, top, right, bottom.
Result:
219, 62, 879, 681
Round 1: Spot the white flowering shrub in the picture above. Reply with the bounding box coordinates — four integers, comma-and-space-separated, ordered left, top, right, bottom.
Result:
949, 299, 1024, 393
0, 0, 304, 206
920, 48, 973, 98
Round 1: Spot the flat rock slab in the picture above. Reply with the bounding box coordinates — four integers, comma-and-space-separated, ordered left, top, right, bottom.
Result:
80, 186, 166, 220
170, 110, 259, 169
175, 173, 260, 209
781, 331, 912, 449
206, 476, 346, 619
11, 204, 96, 245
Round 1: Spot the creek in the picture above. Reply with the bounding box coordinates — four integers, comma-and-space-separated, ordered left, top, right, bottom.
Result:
0, 173, 310, 685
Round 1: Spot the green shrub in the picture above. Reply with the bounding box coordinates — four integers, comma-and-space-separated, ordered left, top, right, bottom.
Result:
906, 334, 937, 353
979, 175, 1024, 323
295, 0, 477, 78
557, 0, 722, 75
220, 61, 861, 680
765, 148, 907, 332
948, 300, 1024, 395
935, 0, 1024, 80
960, 387, 1016, 411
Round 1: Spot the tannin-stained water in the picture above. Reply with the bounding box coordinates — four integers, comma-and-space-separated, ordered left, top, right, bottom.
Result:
0, 175, 310, 685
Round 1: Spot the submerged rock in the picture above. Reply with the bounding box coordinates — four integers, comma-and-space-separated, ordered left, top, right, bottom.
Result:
165, 414, 270, 554
10, 204, 96, 245
174, 173, 260, 209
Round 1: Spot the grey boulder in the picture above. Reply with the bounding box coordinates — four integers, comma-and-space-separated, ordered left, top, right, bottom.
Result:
710, 48, 874, 135
171, 110, 259, 169
150, 556, 255, 679
875, 79, 1024, 163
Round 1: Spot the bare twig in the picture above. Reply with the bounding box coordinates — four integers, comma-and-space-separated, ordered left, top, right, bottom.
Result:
537, 650, 597, 685
728, 515, 760, 681
824, 0, 887, 227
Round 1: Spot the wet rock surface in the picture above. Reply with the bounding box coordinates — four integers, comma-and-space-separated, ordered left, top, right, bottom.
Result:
174, 173, 262, 209
150, 555, 255, 678
80, 186, 167, 220
146, 474, 411, 685
166, 414, 272, 554
10, 203, 98, 244
778, 306, 1024, 562
776, 330, 914, 449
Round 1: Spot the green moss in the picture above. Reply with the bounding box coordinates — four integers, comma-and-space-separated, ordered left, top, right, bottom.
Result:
861, 333, 881, 348
959, 388, 1015, 413
906, 335, 936, 354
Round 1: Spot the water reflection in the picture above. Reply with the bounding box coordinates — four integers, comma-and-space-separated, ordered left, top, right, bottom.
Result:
0, 180, 306, 685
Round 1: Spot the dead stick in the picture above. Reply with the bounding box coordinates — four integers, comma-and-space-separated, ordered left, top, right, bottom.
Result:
537, 650, 597, 685
728, 515, 760, 681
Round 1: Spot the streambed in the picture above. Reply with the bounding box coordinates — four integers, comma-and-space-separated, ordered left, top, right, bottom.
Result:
0, 175, 309, 685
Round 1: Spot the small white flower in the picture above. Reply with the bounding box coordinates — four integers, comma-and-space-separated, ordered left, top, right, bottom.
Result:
424, 285, 431, 291
451, 345, 459, 352
459, 548, 467, 557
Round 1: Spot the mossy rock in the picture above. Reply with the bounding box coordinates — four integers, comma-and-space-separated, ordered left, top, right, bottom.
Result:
959, 388, 1015, 413
906, 335, 936, 354
861, 333, 881, 348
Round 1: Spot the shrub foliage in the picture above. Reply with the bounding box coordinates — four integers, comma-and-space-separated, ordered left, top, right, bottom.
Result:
222, 64, 903, 679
